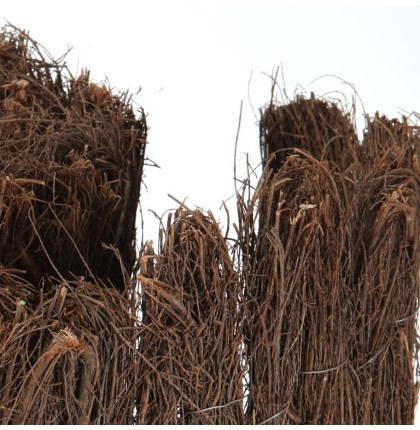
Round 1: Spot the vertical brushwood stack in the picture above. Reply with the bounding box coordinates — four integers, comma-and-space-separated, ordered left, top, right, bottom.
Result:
0, 25, 418, 425
351, 115, 420, 423
138, 207, 245, 424
0, 26, 147, 424
235, 95, 419, 424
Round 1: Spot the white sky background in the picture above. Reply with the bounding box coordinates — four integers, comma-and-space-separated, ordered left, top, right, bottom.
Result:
2, 1, 420, 423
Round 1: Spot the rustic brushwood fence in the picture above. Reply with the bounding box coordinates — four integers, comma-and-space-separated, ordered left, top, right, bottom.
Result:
0, 26, 418, 425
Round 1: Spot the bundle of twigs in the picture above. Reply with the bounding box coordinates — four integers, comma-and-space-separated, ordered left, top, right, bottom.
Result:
0, 25, 146, 425
260, 93, 359, 173
137, 205, 245, 424
0, 269, 139, 424
1, 23, 418, 425
236, 96, 419, 424
0, 26, 147, 290
349, 115, 420, 424
236, 152, 355, 424
359, 113, 419, 171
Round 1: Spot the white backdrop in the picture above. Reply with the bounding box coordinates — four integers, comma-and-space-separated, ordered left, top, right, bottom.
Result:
2, 1, 420, 424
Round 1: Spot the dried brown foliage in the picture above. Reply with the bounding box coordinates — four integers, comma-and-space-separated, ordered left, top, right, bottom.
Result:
0, 270, 139, 424
0, 26, 144, 425
0, 26, 147, 291
236, 154, 355, 424
137, 206, 245, 424
236, 97, 419, 424
350, 115, 420, 424
260, 93, 359, 173
0, 25, 418, 425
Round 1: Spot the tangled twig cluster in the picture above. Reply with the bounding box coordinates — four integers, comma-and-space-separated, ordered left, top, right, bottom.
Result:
0, 26, 418, 425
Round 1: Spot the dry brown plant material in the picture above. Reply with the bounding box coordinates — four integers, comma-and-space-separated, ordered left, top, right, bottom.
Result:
0, 24, 418, 424
235, 97, 419, 424
236, 154, 355, 424
0, 26, 147, 291
350, 115, 420, 424
137, 206, 245, 424
0, 273, 139, 424
260, 93, 359, 173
